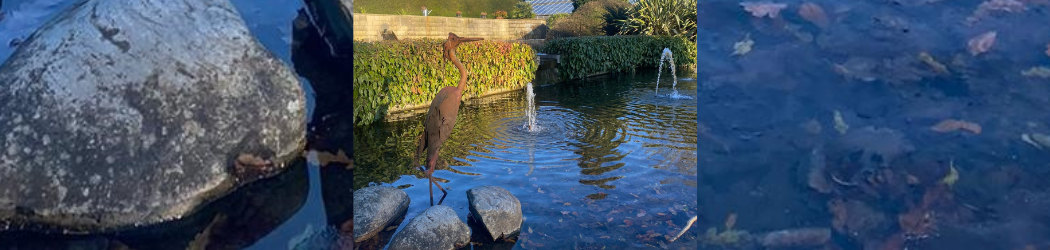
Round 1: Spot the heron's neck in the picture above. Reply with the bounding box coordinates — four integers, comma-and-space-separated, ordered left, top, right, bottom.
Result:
451, 51, 467, 92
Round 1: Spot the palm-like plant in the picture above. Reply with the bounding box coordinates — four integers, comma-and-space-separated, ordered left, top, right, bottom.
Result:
617, 0, 697, 41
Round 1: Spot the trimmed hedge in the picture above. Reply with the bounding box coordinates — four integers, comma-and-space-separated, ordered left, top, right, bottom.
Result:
354, 39, 539, 126
353, 0, 518, 18
542, 36, 697, 80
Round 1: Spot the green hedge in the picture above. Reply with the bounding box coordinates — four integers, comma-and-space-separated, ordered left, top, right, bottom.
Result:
542, 36, 697, 80
354, 39, 539, 126
353, 0, 519, 18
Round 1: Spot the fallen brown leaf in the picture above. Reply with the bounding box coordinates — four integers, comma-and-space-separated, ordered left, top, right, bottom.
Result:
798, 2, 829, 28
931, 119, 982, 134
968, 31, 997, 56
741, 2, 789, 18
967, 0, 1026, 24
625, 219, 634, 226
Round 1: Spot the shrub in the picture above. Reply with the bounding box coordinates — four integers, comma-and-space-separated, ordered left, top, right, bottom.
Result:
494, 10, 508, 19
510, 1, 536, 19
353, 39, 539, 126
546, 13, 570, 27
542, 36, 696, 80
546, 0, 631, 39
618, 0, 697, 41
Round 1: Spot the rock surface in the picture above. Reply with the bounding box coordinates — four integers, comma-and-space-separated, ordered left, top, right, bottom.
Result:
0, 0, 305, 232
387, 205, 470, 250
352, 186, 409, 242
466, 185, 522, 240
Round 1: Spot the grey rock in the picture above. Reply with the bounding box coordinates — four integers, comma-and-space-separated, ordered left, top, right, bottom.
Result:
467, 185, 522, 240
388, 205, 470, 250
0, 0, 306, 232
352, 186, 409, 242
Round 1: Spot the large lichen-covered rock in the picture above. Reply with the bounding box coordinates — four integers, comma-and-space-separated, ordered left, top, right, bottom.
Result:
0, 0, 305, 233
466, 185, 522, 240
352, 186, 409, 242
387, 205, 470, 250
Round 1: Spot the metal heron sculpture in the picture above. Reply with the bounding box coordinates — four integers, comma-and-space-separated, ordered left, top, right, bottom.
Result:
414, 33, 483, 205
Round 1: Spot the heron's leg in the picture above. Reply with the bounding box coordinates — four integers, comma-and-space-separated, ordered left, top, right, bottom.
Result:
427, 164, 447, 194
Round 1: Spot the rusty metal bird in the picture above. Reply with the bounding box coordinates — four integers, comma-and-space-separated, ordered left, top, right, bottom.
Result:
414, 33, 482, 205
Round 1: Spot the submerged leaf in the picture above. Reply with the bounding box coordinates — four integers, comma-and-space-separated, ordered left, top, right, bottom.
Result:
725, 213, 738, 230
798, 2, 829, 28
967, 31, 997, 56
931, 119, 982, 134
732, 34, 754, 56
918, 52, 949, 74
1021, 66, 1050, 78
741, 2, 789, 18
940, 161, 959, 186
833, 110, 849, 135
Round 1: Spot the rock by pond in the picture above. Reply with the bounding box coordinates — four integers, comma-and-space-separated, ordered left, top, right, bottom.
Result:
387, 205, 470, 250
466, 185, 522, 241
352, 186, 409, 242
0, 0, 306, 233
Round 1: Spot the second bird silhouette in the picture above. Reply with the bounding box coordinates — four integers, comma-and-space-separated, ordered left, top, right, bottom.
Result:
414, 33, 483, 205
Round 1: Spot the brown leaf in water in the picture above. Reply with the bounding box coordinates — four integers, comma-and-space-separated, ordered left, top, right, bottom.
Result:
1046, 43, 1050, 58
741, 2, 789, 18
625, 219, 634, 226
725, 213, 738, 230
563, 202, 571, 206
918, 52, 949, 74
968, 31, 997, 56
607, 217, 614, 223
314, 149, 351, 167
931, 119, 982, 134
798, 2, 829, 28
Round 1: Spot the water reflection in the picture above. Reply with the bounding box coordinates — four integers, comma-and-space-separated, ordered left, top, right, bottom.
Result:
354, 71, 699, 249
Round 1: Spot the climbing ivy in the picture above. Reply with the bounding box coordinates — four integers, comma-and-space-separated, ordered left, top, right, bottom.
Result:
542, 36, 697, 80
353, 39, 539, 127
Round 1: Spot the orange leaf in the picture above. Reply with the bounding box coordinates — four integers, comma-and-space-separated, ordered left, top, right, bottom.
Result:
798, 2, 829, 28
741, 2, 789, 18
624, 219, 634, 226
968, 31, 997, 56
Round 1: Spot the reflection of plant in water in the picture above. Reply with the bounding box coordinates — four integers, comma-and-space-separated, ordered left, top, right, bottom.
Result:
353, 94, 524, 189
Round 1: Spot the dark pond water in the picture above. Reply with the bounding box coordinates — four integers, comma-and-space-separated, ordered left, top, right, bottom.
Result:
354, 71, 701, 249
692, 0, 1050, 250
0, 0, 351, 249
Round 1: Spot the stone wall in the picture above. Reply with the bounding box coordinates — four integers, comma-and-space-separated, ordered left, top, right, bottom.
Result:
353, 13, 548, 42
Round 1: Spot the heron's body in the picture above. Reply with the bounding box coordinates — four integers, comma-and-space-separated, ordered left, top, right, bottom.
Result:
414, 33, 481, 204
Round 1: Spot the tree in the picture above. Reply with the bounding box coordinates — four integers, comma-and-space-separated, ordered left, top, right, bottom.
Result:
510, 0, 536, 19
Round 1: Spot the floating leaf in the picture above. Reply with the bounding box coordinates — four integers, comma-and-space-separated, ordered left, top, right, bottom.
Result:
637, 210, 647, 217
563, 202, 571, 206
561, 211, 570, 215
931, 119, 982, 134
1021, 66, 1050, 78
732, 34, 754, 56
967, 31, 997, 56
741, 2, 789, 18
967, 0, 1026, 24
798, 2, 829, 28
625, 219, 634, 226
1046, 43, 1050, 58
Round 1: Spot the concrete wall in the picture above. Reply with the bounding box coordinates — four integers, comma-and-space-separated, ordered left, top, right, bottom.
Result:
353, 13, 548, 42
